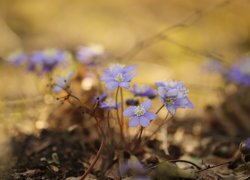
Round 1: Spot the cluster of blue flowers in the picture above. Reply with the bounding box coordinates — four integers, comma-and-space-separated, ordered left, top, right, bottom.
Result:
8, 49, 70, 74
48, 61, 193, 128
97, 63, 193, 128
227, 58, 250, 86
7, 45, 107, 74
202, 58, 250, 87
75, 44, 106, 67
131, 84, 157, 99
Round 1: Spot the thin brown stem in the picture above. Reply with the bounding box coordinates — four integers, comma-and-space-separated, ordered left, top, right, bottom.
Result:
115, 87, 124, 142
132, 126, 144, 150
107, 110, 111, 131
79, 139, 105, 180
142, 114, 172, 147
155, 104, 165, 114
120, 87, 126, 131
196, 161, 231, 173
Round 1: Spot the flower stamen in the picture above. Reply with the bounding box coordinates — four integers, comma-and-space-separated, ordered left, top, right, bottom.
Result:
134, 106, 146, 116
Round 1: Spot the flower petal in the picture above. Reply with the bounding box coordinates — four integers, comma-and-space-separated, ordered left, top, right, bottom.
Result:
101, 76, 114, 82
106, 81, 119, 90
123, 73, 136, 82
166, 89, 178, 97
55, 76, 65, 87
142, 100, 152, 110
129, 117, 140, 127
139, 116, 150, 127
123, 106, 136, 117
123, 65, 137, 72
53, 86, 63, 93
66, 70, 75, 79
167, 105, 176, 115
144, 112, 157, 120
119, 82, 130, 89
157, 87, 166, 97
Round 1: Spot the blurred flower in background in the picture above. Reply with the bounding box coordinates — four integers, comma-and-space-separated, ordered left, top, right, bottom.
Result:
29, 49, 70, 74
75, 44, 106, 67
7, 50, 28, 66
7, 48, 71, 75
227, 58, 250, 86
131, 84, 157, 99
99, 97, 121, 110
53, 70, 74, 93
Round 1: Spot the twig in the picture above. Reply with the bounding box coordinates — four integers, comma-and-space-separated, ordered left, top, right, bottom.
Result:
196, 161, 232, 173
79, 139, 105, 180
79, 103, 105, 180
116, 0, 235, 63
155, 104, 165, 114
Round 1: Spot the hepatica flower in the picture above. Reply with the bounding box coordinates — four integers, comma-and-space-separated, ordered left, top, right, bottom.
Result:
101, 63, 136, 90
30, 49, 70, 74
7, 51, 28, 66
131, 84, 157, 99
53, 70, 74, 93
227, 58, 250, 86
156, 80, 193, 115
76, 44, 105, 66
99, 98, 121, 110
123, 100, 157, 127
246, 138, 250, 148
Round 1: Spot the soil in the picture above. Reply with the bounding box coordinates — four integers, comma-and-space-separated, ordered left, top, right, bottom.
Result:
9, 128, 100, 180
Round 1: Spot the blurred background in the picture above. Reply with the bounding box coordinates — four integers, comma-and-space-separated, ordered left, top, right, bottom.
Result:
0, 0, 250, 173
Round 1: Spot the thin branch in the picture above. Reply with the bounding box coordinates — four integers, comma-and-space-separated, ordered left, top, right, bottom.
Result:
79, 139, 105, 180
116, 0, 236, 62
196, 161, 231, 173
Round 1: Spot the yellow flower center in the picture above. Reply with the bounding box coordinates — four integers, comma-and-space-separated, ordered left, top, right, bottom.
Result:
134, 106, 146, 116
165, 98, 174, 104
115, 73, 124, 82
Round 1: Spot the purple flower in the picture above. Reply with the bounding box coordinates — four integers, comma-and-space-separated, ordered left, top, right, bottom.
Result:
76, 45, 106, 66
131, 84, 157, 99
7, 51, 28, 66
156, 80, 193, 115
29, 49, 70, 73
53, 70, 74, 93
227, 58, 250, 86
123, 100, 157, 127
101, 63, 136, 90
246, 138, 250, 148
99, 98, 121, 110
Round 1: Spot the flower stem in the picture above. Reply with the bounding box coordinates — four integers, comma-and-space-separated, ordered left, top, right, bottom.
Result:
80, 103, 105, 180
115, 87, 124, 142
155, 104, 165, 114
120, 87, 126, 132
107, 110, 111, 131
142, 113, 172, 146
196, 161, 231, 173
79, 139, 105, 180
